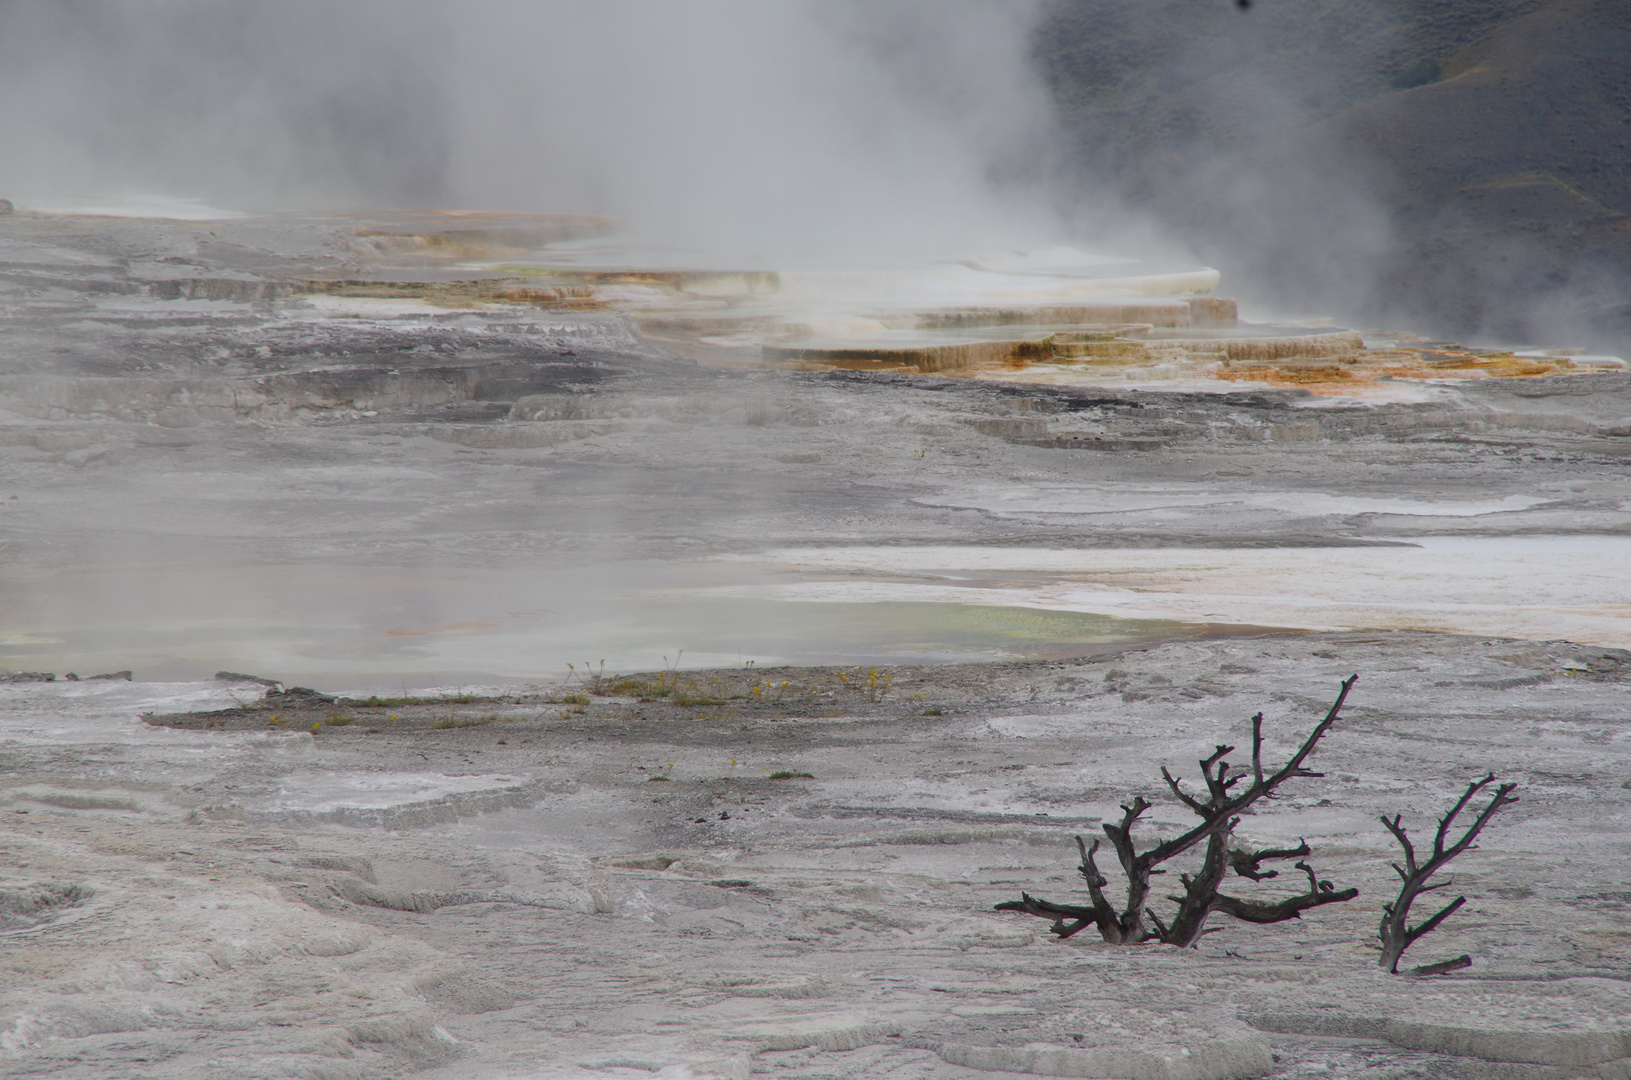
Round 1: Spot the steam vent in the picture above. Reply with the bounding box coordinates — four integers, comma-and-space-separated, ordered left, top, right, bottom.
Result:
301, 212, 1620, 389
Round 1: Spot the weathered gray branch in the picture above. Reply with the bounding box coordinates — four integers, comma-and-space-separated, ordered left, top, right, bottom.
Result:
1210, 860, 1359, 923
1378, 773, 1519, 973
992, 892, 1099, 939
1228, 839, 1311, 881
998, 676, 1360, 946
1408, 954, 1472, 976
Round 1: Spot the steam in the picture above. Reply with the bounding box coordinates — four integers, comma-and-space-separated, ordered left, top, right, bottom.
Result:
2, 1, 1619, 347
0, 2, 451, 208
0, 1, 1063, 264
1035, 0, 1631, 350
1035, 0, 1401, 322
446, 1, 1062, 263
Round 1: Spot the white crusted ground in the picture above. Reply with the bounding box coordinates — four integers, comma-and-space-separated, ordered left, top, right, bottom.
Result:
2, 632, 1629, 1079
2, 213, 1629, 1078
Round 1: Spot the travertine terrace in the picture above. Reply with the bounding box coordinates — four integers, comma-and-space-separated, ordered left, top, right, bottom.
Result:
2, 207, 1629, 1080
280, 211, 1620, 388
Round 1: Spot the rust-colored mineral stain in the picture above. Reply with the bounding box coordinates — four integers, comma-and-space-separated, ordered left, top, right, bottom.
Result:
1216, 364, 1357, 385
1213, 346, 1577, 391
341, 212, 615, 264
275, 215, 1613, 388
384, 621, 501, 638
761, 338, 1052, 373
290, 278, 606, 310
479, 285, 605, 308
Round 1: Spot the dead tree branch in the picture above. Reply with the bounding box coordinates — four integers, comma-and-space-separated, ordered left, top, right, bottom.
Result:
1229, 839, 1310, 880
1378, 773, 1518, 973
1209, 860, 1358, 924
997, 676, 1360, 946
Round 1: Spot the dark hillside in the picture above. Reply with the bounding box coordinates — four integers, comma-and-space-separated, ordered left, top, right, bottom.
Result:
1038, 0, 1631, 351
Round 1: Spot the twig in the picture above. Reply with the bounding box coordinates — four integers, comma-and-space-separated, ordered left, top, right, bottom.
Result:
1228, 839, 1311, 881
1409, 955, 1472, 976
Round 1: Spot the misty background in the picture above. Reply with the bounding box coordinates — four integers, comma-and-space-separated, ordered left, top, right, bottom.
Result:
1, 0, 1627, 347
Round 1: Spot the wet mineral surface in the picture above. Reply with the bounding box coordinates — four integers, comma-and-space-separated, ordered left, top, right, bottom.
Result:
1, 209, 1629, 1079
4, 636, 1630, 1079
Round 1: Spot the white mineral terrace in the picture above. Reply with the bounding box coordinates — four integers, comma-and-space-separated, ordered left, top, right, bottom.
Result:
724, 535, 1631, 649
350, 223, 1617, 389
2, 209, 1628, 1080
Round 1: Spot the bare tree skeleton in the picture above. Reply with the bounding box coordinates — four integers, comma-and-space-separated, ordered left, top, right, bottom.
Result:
998, 676, 1360, 946
1378, 773, 1519, 974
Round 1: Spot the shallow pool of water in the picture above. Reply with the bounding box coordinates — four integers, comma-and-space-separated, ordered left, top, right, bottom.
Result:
0, 560, 1226, 690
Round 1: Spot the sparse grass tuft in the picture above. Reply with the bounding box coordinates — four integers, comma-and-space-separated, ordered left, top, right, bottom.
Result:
609, 678, 670, 699
604, 671, 727, 703
324, 712, 355, 727
540, 662, 903, 713
923, 707, 943, 716
346, 695, 423, 707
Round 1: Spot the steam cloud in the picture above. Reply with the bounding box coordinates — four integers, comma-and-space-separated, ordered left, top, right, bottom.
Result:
0, 0, 1064, 263
6, 2, 1612, 346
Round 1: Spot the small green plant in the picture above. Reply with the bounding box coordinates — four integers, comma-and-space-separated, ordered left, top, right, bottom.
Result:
560, 693, 590, 705
365, 727, 381, 734
324, 712, 355, 727
346, 695, 422, 707
923, 707, 943, 716
605, 670, 724, 702
832, 666, 892, 701
603, 677, 654, 699
432, 718, 457, 730
648, 775, 670, 782
747, 679, 794, 703
567, 659, 608, 691
768, 770, 814, 780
